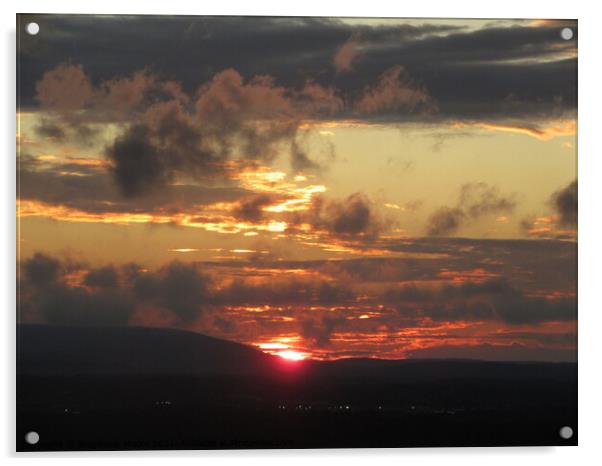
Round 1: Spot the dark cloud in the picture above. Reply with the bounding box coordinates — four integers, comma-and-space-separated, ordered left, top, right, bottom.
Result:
387, 277, 576, 325
20, 254, 134, 326
232, 194, 277, 222
290, 140, 320, 172
20, 17, 577, 205
551, 179, 577, 226
459, 183, 516, 218
72, 124, 101, 146
214, 278, 354, 307
107, 124, 177, 197
426, 183, 516, 236
301, 315, 345, 348
18, 157, 250, 214
133, 261, 212, 322
212, 236, 576, 295
292, 192, 386, 239
520, 180, 577, 238
213, 316, 236, 334
84, 266, 119, 289
98, 68, 342, 195
18, 240, 576, 337
492, 291, 576, 324
360, 27, 576, 121
34, 119, 66, 140
426, 207, 465, 236
19, 15, 576, 122
106, 99, 218, 197
22, 252, 61, 287
329, 194, 373, 235
32, 118, 100, 146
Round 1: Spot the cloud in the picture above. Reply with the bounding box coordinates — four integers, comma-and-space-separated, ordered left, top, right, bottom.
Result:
24, 237, 575, 334
19, 154, 392, 244
101, 68, 345, 196
214, 278, 354, 307
426, 183, 516, 236
133, 261, 212, 323
18, 155, 250, 215
290, 140, 320, 172
20, 253, 134, 326
459, 182, 516, 218
388, 277, 576, 325
106, 97, 237, 197
426, 207, 465, 237
354, 65, 438, 116
20, 16, 576, 125
551, 180, 577, 226
520, 181, 577, 238
17, 243, 576, 360
452, 119, 576, 140
301, 315, 345, 347
34, 119, 66, 140
84, 265, 119, 289
298, 82, 344, 116
292, 192, 387, 239
106, 124, 175, 197
194, 69, 298, 158
27, 60, 452, 207
35, 64, 94, 112
333, 34, 360, 72
20, 255, 212, 326
22, 252, 61, 287
101, 70, 156, 114
328, 194, 376, 235
232, 194, 278, 222
194, 69, 343, 170
36, 64, 156, 120
34, 65, 163, 151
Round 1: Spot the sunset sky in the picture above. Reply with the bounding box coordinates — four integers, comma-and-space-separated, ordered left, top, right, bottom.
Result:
17, 15, 577, 361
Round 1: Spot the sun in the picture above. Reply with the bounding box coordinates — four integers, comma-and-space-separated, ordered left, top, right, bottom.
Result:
256, 341, 308, 361
275, 350, 307, 361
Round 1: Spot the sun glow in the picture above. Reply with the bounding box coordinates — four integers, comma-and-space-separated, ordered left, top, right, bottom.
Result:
257, 342, 308, 361
275, 350, 307, 361
258, 342, 289, 350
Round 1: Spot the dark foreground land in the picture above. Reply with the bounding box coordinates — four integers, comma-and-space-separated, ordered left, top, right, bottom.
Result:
17, 325, 577, 451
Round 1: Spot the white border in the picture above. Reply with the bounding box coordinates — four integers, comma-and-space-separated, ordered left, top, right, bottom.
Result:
3, 1, 602, 464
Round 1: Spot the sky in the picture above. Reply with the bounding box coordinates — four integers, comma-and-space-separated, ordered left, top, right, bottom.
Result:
17, 15, 577, 361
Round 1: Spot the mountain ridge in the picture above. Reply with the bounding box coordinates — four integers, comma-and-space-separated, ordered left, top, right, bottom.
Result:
17, 324, 576, 379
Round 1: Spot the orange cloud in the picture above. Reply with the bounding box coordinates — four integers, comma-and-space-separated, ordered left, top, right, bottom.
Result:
452, 119, 576, 140
354, 66, 438, 115
333, 34, 360, 72
17, 199, 288, 235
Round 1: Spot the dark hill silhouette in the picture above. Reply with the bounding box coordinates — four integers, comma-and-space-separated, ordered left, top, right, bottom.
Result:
17, 324, 576, 380
17, 324, 282, 376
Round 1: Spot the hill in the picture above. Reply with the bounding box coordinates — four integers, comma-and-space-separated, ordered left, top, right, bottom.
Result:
17, 324, 280, 376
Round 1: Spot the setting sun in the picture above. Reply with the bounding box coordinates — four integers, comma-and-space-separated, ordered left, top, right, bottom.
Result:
275, 350, 307, 361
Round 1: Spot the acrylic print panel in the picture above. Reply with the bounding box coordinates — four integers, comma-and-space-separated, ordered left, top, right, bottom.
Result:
16, 14, 577, 451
